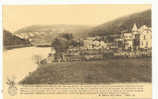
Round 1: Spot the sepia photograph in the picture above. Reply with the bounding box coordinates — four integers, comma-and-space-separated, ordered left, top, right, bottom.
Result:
3, 5, 152, 85
2, 4, 153, 99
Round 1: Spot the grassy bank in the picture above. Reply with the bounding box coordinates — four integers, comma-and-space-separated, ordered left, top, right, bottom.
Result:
20, 58, 151, 84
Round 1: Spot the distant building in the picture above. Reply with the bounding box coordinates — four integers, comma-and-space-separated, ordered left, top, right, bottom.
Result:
83, 38, 107, 50
83, 39, 94, 49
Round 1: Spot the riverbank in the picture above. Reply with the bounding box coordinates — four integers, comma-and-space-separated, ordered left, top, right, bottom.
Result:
3, 47, 51, 83
4, 44, 32, 50
20, 58, 151, 84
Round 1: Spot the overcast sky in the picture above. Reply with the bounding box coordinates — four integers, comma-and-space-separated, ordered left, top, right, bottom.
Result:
3, 4, 151, 32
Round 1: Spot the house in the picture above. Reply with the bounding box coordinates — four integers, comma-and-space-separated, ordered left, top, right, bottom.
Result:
83, 38, 107, 50
114, 38, 123, 49
121, 32, 134, 50
121, 24, 152, 51
138, 25, 152, 50
83, 39, 93, 49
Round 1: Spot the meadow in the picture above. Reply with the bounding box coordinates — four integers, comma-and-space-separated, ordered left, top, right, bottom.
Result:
20, 58, 151, 84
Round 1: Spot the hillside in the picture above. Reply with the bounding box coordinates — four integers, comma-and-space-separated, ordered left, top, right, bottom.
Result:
15, 24, 91, 34
14, 9, 151, 45
89, 9, 151, 36
14, 25, 92, 45
3, 30, 31, 49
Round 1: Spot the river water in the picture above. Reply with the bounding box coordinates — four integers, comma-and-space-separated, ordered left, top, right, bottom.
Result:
3, 47, 51, 83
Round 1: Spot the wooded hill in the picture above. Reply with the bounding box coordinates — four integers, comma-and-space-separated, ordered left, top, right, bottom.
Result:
14, 9, 151, 45
89, 9, 151, 36
3, 30, 31, 49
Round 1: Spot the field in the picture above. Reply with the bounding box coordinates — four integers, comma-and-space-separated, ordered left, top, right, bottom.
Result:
20, 58, 151, 84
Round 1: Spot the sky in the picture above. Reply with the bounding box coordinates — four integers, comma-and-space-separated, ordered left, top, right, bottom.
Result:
3, 4, 151, 32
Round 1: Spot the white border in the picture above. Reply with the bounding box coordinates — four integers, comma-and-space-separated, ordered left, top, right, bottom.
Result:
1, 1, 157, 99
1, 0, 151, 5
0, 1, 3, 99
152, 1, 158, 99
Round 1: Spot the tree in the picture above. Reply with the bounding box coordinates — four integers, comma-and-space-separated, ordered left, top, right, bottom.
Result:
51, 37, 69, 53
51, 33, 83, 54
61, 33, 73, 40
69, 39, 84, 47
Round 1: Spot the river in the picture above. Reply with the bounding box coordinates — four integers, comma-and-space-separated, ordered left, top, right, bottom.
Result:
3, 47, 51, 83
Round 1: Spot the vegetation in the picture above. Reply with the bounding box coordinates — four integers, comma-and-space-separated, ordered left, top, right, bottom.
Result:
3, 30, 31, 49
14, 25, 91, 45
51, 33, 83, 53
13, 9, 151, 46
89, 9, 151, 36
20, 58, 151, 84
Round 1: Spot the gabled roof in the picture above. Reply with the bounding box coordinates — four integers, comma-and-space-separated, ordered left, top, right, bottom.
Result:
132, 23, 138, 32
